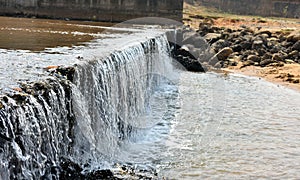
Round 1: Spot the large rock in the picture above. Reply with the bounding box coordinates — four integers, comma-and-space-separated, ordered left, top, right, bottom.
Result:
175, 55, 206, 72
292, 40, 300, 51
252, 40, 264, 50
180, 44, 207, 60
211, 39, 230, 53
182, 31, 208, 49
216, 47, 233, 61
288, 50, 299, 59
240, 41, 252, 50
231, 44, 242, 52
272, 53, 283, 62
260, 59, 275, 67
204, 33, 222, 43
247, 55, 261, 62
287, 33, 300, 42
171, 47, 205, 72
241, 60, 255, 68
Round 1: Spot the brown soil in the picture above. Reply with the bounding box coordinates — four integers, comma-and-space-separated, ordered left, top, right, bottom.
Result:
224, 63, 300, 91
183, 2, 300, 91
183, 2, 300, 32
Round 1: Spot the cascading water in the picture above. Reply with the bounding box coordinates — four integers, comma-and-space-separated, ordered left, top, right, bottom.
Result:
0, 79, 73, 179
70, 34, 178, 168
0, 32, 176, 179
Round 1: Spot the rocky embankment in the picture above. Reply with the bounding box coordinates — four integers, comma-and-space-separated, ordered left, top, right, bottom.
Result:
174, 19, 300, 87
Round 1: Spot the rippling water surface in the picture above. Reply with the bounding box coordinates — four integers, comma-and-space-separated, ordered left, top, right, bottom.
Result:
119, 71, 300, 179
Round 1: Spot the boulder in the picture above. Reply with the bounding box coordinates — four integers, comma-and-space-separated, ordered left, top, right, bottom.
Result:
171, 47, 205, 72
285, 59, 296, 64
292, 40, 300, 51
241, 60, 255, 68
272, 53, 283, 62
247, 55, 261, 62
281, 41, 293, 47
211, 39, 230, 52
240, 41, 252, 50
182, 32, 208, 49
287, 33, 300, 42
204, 33, 222, 43
260, 59, 275, 67
180, 44, 201, 59
175, 56, 205, 72
216, 47, 233, 61
208, 55, 219, 66
288, 50, 299, 59
255, 30, 272, 37
252, 40, 264, 49
262, 52, 272, 60
231, 44, 242, 52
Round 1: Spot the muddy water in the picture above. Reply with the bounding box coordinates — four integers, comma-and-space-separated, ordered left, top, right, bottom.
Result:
0, 16, 117, 51
0, 16, 168, 91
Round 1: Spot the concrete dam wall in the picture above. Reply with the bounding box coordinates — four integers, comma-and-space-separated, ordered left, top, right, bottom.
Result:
0, 0, 183, 22
196, 0, 300, 18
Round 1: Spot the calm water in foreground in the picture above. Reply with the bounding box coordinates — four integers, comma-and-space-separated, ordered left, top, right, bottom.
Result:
118, 71, 300, 179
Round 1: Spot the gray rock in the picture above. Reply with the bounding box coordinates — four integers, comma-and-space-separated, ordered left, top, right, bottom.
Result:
292, 40, 300, 51
240, 41, 252, 50
208, 55, 219, 66
281, 41, 293, 47
260, 59, 274, 67
262, 53, 273, 60
255, 30, 272, 37
182, 33, 208, 49
181, 44, 206, 60
247, 55, 261, 62
252, 40, 264, 50
211, 39, 230, 52
287, 33, 300, 42
285, 59, 295, 64
204, 33, 222, 43
288, 50, 299, 59
216, 47, 233, 61
272, 53, 283, 62
214, 61, 223, 68
241, 60, 255, 68
231, 44, 242, 52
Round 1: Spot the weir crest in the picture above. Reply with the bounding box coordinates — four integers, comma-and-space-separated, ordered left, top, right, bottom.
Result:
0, 29, 179, 179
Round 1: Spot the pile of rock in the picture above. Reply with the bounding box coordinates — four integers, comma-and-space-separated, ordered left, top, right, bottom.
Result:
171, 20, 300, 72
196, 23, 300, 69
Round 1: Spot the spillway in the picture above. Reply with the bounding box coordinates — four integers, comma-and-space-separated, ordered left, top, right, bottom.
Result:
0, 22, 177, 179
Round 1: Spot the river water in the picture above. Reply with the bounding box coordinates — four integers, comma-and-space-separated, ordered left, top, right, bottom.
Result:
1, 17, 300, 179
117, 71, 300, 179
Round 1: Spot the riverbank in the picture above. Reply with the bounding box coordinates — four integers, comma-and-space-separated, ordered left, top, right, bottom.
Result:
183, 2, 300, 91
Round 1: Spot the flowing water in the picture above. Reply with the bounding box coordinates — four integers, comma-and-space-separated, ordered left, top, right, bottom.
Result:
118, 71, 300, 179
0, 17, 300, 179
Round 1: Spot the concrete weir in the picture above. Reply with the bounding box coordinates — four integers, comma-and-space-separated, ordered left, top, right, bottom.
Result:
0, 21, 179, 178
0, 0, 183, 22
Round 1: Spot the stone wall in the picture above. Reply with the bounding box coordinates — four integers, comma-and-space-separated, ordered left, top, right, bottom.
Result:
195, 0, 300, 18
0, 0, 183, 22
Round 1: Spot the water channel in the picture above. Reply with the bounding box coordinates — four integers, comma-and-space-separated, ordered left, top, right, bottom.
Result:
0, 16, 299, 179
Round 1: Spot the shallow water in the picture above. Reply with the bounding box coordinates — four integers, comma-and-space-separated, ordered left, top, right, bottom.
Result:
117, 71, 300, 179
0, 16, 115, 51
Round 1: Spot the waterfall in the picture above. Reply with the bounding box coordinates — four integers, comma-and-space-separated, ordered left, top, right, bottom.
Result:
0, 33, 174, 179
